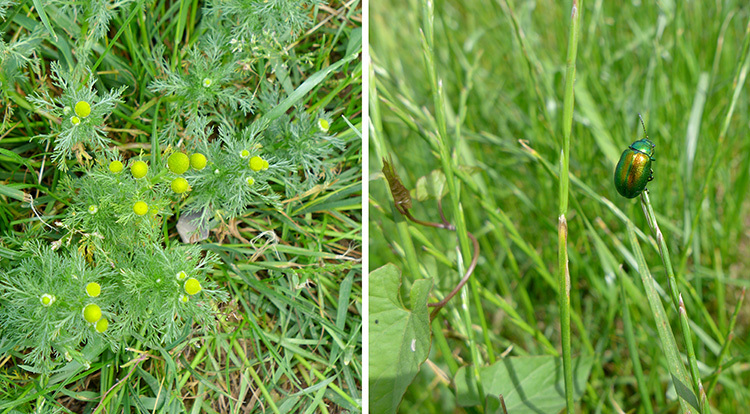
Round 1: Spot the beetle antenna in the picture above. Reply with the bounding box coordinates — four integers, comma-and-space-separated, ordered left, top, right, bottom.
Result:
637, 113, 649, 138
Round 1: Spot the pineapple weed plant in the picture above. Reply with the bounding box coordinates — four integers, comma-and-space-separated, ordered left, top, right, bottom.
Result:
1, 0, 361, 411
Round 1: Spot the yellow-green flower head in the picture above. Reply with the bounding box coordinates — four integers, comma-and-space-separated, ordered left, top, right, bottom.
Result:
179, 294, 189, 303
167, 152, 190, 174
88, 205, 98, 214
246, 177, 255, 186
86, 282, 101, 298
240, 149, 250, 159
131, 160, 148, 178
249, 156, 264, 172
40, 294, 56, 307
176, 271, 187, 280
109, 160, 124, 173
95, 318, 109, 333
318, 118, 330, 132
190, 153, 207, 170
202, 78, 213, 87
262, 160, 269, 171
171, 177, 189, 194
83, 304, 102, 323
75, 100, 91, 118
71, 116, 81, 126
133, 201, 148, 216
184, 278, 202, 295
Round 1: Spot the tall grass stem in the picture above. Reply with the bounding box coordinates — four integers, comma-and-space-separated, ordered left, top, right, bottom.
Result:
640, 191, 708, 413
558, 1, 581, 411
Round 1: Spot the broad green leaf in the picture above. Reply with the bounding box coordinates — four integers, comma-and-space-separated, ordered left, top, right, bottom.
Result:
415, 169, 448, 201
455, 355, 594, 413
369, 264, 432, 414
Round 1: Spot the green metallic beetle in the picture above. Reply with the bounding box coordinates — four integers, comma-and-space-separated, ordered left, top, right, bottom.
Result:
614, 115, 655, 199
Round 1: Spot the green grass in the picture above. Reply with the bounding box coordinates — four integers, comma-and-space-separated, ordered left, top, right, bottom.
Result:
370, 0, 750, 412
0, 0, 361, 412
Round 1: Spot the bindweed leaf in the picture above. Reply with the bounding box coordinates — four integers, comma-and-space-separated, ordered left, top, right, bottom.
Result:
415, 169, 448, 202
368, 264, 432, 414
455, 355, 594, 413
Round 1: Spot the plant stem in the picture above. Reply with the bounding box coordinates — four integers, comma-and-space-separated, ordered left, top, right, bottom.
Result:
626, 222, 694, 413
640, 190, 708, 413
421, 0, 482, 401
558, 1, 581, 412
420, 0, 473, 274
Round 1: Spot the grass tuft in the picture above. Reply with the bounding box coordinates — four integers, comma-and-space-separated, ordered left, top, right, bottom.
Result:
370, 0, 750, 411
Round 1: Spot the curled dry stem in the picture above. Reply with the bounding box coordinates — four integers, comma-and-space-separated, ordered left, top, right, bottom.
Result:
388, 173, 480, 320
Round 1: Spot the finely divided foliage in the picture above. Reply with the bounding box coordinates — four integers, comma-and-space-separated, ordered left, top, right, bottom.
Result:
0, 1, 16, 19
28, 62, 126, 167
205, 0, 322, 50
0, 0, 359, 409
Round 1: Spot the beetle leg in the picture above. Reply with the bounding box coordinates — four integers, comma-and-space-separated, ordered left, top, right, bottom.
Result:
648, 169, 654, 181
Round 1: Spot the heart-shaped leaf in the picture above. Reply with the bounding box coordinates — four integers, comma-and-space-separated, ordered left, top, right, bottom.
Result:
368, 264, 433, 414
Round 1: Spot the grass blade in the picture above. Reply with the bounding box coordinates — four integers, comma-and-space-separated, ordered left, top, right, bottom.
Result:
627, 221, 697, 413
558, 1, 582, 412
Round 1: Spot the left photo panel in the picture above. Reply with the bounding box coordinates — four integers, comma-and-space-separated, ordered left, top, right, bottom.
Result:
0, 1, 362, 412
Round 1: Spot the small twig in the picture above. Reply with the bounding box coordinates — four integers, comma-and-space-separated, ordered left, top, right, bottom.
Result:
499, 395, 508, 414
26, 193, 56, 231
383, 158, 479, 317
437, 198, 450, 226
394, 199, 480, 318
428, 230, 479, 319
37, 140, 51, 199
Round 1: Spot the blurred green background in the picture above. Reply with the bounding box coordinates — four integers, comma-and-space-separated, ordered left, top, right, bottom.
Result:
369, 0, 749, 411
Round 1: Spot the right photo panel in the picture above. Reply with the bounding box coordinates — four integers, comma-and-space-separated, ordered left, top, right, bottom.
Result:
368, 0, 750, 413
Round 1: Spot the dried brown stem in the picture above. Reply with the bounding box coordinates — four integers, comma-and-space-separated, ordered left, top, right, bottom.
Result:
394, 200, 480, 319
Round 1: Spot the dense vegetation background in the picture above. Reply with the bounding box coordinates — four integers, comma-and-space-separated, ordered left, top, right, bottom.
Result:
370, 0, 749, 412
1, 0, 361, 412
